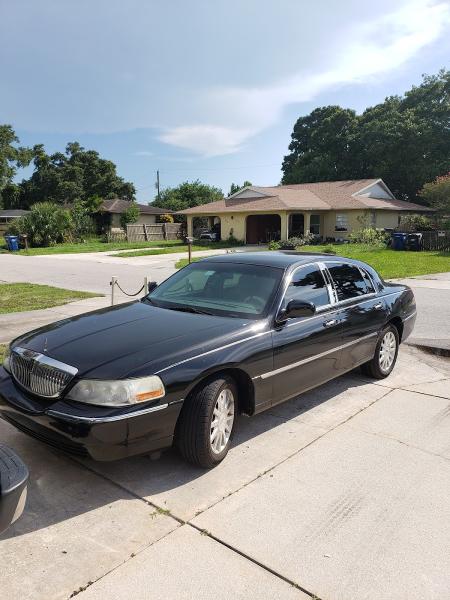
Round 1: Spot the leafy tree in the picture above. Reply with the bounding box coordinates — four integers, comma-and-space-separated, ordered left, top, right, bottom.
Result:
120, 201, 140, 229
8, 202, 73, 246
158, 213, 174, 223
398, 214, 434, 232
420, 173, 450, 214
229, 181, 252, 196
152, 180, 223, 221
282, 70, 450, 201
12, 143, 135, 209
0, 125, 33, 207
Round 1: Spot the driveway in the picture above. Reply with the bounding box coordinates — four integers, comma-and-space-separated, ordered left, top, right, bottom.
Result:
1, 345, 449, 600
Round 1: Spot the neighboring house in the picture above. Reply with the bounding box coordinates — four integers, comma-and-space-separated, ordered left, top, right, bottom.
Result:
96, 199, 172, 233
0, 209, 30, 235
179, 179, 432, 243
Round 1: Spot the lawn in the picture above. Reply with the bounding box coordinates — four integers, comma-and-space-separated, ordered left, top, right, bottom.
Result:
118, 241, 241, 258
0, 283, 100, 314
175, 244, 450, 278
0, 238, 184, 256
0, 344, 6, 362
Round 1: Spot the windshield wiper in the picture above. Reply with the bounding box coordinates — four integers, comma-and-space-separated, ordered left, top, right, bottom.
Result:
166, 305, 213, 315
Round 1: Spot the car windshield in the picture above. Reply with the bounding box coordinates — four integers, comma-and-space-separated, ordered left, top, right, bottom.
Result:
147, 261, 283, 319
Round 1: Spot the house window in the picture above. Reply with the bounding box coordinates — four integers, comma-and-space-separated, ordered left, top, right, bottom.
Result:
309, 214, 320, 235
335, 214, 348, 232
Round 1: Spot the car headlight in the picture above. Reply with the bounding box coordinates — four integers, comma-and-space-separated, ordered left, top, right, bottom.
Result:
66, 376, 165, 407
3, 346, 11, 373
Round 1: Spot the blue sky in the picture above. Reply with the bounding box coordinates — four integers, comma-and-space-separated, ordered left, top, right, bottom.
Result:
2, 0, 450, 202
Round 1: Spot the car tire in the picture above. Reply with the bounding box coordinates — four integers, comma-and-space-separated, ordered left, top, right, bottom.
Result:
176, 375, 237, 468
361, 324, 399, 379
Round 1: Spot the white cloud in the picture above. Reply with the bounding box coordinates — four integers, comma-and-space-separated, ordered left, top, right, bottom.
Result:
160, 0, 450, 156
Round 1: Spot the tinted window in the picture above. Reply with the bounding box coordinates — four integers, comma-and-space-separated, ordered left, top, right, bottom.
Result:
327, 264, 368, 301
283, 265, 330, 309
148, 262, 282, 318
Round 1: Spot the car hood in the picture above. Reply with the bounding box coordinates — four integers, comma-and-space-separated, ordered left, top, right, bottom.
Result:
13, 301, 259, 379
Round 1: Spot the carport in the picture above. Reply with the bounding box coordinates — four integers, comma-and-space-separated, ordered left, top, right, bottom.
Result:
246, 214, 281, 244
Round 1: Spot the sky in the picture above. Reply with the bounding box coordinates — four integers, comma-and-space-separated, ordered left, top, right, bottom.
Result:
1, 0, 450, 202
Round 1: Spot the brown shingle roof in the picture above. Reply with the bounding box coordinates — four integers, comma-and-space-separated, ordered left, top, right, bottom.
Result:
178, 179, 432, 214
101, 199, 172, 214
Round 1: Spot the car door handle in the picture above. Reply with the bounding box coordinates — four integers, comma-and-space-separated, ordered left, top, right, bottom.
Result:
323, 319, 338, 328
373, 302, 384, 310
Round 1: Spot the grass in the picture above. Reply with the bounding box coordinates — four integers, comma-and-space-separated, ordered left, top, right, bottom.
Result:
175, 243, 450, 278
118, 241, 240, 258
0, 344, 6, 362
0, 238, 185, 256
0, 283, 101, 314
298, 244, 450, 279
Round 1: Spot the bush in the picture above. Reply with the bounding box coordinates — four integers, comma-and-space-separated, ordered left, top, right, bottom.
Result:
279, 236, 303, 250
348, 228, 389, 248
120, 201, 140, 229
8, 202, 73, 247
71, 201, 95, 241
399, 214, 434, 232
158, 213, 174, 223
268, 240, 281, 251
226, 234, 243, 246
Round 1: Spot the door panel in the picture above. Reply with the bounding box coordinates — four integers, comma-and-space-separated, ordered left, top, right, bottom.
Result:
270, 310, 343, 405
325, 262, 387, 370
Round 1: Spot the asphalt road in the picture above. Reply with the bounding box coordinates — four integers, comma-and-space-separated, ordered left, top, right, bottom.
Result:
1, 250, 449, 348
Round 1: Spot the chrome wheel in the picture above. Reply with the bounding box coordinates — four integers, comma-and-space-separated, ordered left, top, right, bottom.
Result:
210, 388, 235, 454
379, 331, 396, 372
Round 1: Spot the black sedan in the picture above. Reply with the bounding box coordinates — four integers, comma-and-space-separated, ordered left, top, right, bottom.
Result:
0, 252, 416, 468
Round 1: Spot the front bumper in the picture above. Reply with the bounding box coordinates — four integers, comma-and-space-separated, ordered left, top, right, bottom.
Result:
0, 368, 182, 461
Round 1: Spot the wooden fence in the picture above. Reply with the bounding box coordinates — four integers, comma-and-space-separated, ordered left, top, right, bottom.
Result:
419, 230, 450, 251
126, 223, 182, 243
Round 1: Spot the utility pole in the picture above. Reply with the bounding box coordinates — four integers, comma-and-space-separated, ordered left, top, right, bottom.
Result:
156, 170, 160, 204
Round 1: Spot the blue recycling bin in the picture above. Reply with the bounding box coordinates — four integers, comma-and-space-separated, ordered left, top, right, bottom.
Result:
392, 233, 407, 251
4, 235, 19, 252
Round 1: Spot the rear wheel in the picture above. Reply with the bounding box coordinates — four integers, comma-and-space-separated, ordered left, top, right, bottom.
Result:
176, 375, 236, 468
361, 324, 399, 379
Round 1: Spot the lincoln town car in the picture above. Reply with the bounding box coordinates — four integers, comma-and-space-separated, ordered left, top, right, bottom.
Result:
0, 252, 416, 468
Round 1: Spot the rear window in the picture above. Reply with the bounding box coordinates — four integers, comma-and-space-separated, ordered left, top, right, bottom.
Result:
327, 263, 369, 301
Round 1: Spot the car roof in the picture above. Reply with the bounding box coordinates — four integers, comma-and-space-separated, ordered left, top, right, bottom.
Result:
200, 251, 365, 269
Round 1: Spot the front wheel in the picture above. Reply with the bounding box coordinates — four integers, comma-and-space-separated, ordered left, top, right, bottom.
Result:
176, 375, 236, 468
361, 325, 399, 379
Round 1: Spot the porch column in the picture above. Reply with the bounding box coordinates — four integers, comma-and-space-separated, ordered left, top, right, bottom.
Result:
304, 212, 311, 235
186, 215, 193, 238
280, 213, 289, 241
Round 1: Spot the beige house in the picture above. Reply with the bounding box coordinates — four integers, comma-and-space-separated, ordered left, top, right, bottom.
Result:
180, 179, 431, 243
97, 199, 172, 233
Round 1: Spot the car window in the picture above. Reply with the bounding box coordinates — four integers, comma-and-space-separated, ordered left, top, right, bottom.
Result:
361, 268, 375, 293
327, 263, 369, 301
282, 265, 330, 310
148, 262, 283, 319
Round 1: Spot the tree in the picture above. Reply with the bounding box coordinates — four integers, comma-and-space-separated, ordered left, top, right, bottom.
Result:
0, 125, 33, 207
229, 181, 252, 196
152, 180, 223, 221
13, 142, 135, 209
420, 173, 450, 214
120, 201, 140, 229
8, 202, 73, 247
282, 70, 450, 201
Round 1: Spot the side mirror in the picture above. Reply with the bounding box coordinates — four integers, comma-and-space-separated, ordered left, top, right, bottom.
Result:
147, 281, 158, 293
277, 299, 316, 323
0, 445, 28, 535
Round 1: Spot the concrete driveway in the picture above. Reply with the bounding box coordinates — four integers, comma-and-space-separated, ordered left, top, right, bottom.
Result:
1, 345, 449, 600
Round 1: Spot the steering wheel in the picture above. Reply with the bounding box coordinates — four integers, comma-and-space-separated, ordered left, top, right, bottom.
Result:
243, 295, 265, 312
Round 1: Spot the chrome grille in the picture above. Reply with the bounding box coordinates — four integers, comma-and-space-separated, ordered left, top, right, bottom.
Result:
10, 347, 78, 398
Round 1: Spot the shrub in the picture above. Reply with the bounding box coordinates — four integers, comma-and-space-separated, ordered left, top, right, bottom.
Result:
268, 240, 281, 251
71, 201, 95, 241
226, 234, 243, 246
158, 213, 174, 223
8, 202, 73, 247
280, 236, 303, 250
399, 214, 434, 232
348, 228, 389, 248
120, 201, 140, 229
